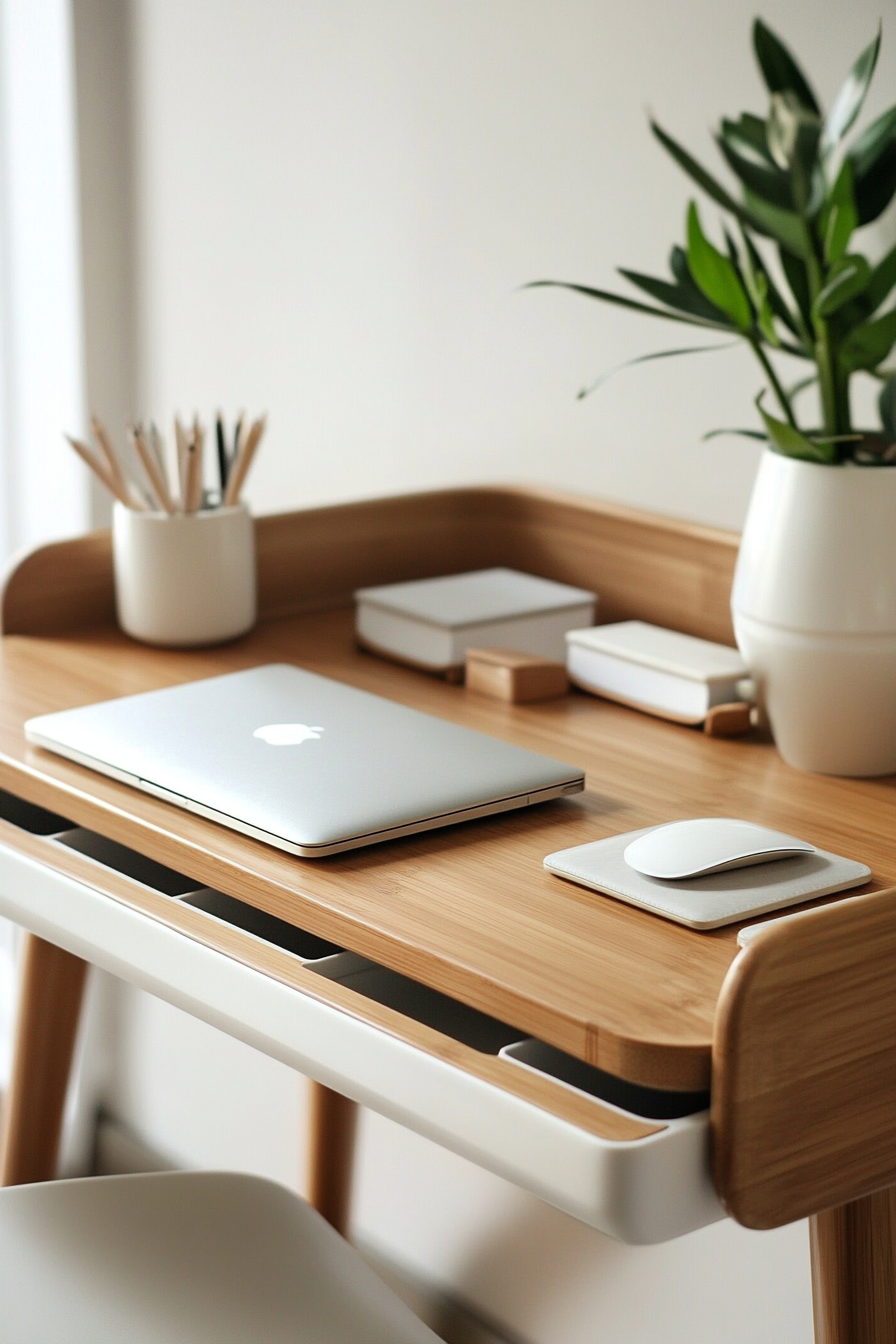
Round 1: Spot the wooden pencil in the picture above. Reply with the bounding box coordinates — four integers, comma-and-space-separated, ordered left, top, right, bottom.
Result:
186, 416, 205, 512
149, 421, 179, 509
65, 435, 132, 507
183, 441, 198, 513
126, 427, 162, 510
147, 421, 168, 483
174, 416, 189, 508
90, 417, 130, 500
89, 417, 147, 509
69, 409, 265, 513
222, 414, 265, 506
138, 422, 176, 513
130, 424, 175, 513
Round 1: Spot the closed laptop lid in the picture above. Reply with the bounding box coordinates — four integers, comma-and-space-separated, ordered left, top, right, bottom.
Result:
24, 664, 584, 856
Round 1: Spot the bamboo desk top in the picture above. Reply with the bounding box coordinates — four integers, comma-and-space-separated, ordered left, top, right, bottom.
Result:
0, 485, 892, 1098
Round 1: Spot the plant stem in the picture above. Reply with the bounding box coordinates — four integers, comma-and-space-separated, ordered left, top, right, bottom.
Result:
750, 338, 797, 426
814, 316, 841, 435
833, 348, 851, 436
804, 247, 848, 438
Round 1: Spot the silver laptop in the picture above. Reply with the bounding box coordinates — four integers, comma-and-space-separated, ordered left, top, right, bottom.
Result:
25, 664, 584, 857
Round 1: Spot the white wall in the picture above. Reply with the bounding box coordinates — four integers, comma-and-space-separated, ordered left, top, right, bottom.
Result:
124, 0, 896, 532
68, 2, 896, 1341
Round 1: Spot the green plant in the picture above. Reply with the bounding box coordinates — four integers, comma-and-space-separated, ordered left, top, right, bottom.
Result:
530, 19, 896, 464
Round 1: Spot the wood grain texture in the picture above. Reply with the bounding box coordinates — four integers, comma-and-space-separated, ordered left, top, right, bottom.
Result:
2, 531, 116, 636
0, 609, 889, 1092
0, 818, 657, 1142
810, 1189, 896, 1344
703, 702, 752, 737
0, 935, 87, 1185
465, 649, 569, 703
1, 486, 891, 1098
307, 1085, 358, 1235
712, 887, 896, 1228
3, 485, 739, 642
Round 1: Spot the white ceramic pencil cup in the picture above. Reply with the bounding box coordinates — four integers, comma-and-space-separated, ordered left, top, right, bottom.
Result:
113, 502, 257, 647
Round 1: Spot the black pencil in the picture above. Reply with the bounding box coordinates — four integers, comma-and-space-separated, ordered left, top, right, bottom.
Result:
216, 413, 228, 492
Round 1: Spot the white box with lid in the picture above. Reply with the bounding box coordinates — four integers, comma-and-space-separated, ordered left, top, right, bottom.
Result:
356, 567, 596, 673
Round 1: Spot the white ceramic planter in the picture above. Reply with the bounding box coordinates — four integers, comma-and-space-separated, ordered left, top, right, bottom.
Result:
732, 449, 896, 776
113, 503, 257, 647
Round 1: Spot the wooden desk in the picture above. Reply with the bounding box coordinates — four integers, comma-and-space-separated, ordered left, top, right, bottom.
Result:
0, 486, 893, 1342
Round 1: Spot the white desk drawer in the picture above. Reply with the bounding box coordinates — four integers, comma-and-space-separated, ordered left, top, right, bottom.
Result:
0, 823, 723, 1244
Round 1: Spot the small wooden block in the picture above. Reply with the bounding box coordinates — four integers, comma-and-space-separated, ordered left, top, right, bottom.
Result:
465, 648, 569, 703
704, 701, 753, 738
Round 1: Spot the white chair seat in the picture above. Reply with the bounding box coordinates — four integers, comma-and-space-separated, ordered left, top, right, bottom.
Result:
0, 1170, 441, 1343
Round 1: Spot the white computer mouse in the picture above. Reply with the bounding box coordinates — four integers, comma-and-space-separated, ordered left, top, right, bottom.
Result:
623, 818, 815, 881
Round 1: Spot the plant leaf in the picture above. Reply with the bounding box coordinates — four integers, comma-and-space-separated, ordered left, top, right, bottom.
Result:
787, 374, 818, 400
668, 244, 727, 317
820, 160, 858, 266
879, 374, 896, 437
777, 338, 816, 360
721, 115, 775, 162
813, 255, 872, 319
741, 187, 808, 257
703, 427, 769, 442
823, 27, 881, 150
717, 129, 793, 210
806, 164, 828, 219
578, 341, 739, 399
779, 247, 813, 334
652, 119, 810, 256
650, 121, 771, 232
618, 266, 732, 324
767, 91, 822, 182
807, 434, 863, 445
839, 307, 896, 372
739, 230, 801, 339
866, 242, 896, 314
848, 105, 896, 224
722, 226, 740, 269
756, 393, 833, 462
753, 19, 820, 114
739, 238, 779, 345
523, 280, 733, 330
834, 293, 874, 333
686, 202, 752, 330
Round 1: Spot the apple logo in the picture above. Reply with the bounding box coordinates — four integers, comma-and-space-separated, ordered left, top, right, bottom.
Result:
253, 723, 324, 746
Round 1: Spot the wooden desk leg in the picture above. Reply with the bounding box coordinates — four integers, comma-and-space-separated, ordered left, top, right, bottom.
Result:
0, 934, 88, 1186
307, 1082, 358, 1237
810, 1187, 896, 1344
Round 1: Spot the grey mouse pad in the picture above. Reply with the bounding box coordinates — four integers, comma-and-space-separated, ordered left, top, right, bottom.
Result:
544, 826, 872, 930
